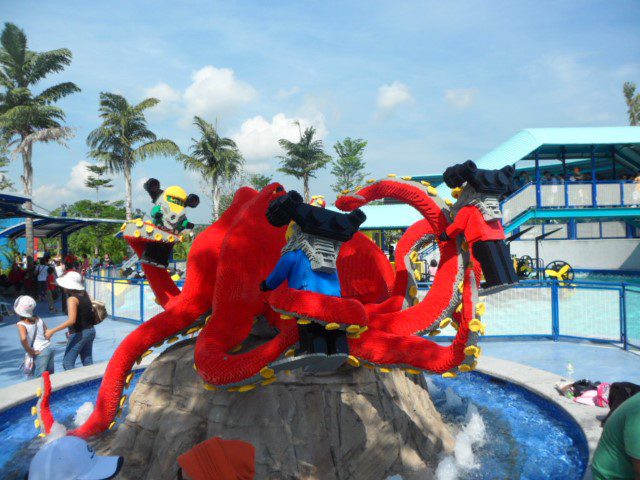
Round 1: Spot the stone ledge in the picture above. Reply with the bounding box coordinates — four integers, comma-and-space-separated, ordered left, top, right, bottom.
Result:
0, 353, 158, 413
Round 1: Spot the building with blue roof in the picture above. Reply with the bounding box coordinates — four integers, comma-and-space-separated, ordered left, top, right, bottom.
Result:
360, 126, 640, 272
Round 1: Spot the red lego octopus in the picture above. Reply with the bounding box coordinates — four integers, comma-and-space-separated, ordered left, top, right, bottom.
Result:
37, 177, 492, 439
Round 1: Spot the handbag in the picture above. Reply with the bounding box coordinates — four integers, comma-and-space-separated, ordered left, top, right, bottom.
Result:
19, 321, 38, 375
92, 300, 108, 325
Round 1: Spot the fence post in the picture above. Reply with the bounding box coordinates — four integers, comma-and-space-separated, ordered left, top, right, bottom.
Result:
111, 278, 115, 318
551, 281, 560, 341
620, 284, 628, 351
139, 281, 145, 324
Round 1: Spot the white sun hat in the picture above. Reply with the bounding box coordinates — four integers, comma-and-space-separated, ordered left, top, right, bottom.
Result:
27, 435, 123, 480
56, 271, 85, 291
14, 295, 37, 318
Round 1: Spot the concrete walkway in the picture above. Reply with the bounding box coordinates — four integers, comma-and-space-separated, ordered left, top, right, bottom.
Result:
0, 301, 139, 389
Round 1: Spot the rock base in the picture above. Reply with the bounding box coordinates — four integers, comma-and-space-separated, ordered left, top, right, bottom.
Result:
99, 340, 454, 480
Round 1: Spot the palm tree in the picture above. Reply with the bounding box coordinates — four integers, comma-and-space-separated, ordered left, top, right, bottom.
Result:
278, 123, 331, 201
87, 92, 180, 219
0, 22, 80, 258
180, 116, 244, 221
84, 164, 113, 201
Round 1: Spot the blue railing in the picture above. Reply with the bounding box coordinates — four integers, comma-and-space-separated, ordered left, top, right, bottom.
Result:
87, 271, 640, 352
501, 180, 640, 227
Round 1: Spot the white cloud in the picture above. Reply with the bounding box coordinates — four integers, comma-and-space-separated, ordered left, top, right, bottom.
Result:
245, 162, 271, 174
144, 82, 182, 117
33, 160, 95, 210
143, 65, 257, 126
231, 112, 328, 161
277, 86, 301, 99
377, 81, 414, 111
444, 88, 478, 109
183, 66, 257, 119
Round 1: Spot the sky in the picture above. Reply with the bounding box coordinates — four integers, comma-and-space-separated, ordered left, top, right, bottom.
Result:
3, 0, 640, 224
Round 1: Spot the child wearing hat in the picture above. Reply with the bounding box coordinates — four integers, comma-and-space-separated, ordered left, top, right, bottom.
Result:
15, 295, 55, 377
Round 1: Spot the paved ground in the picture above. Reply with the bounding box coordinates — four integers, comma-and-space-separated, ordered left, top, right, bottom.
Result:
0, 301, 139, 388
480, 339, 640, 384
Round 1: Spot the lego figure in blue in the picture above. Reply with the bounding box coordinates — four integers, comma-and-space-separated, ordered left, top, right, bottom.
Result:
260, 191, 365, 373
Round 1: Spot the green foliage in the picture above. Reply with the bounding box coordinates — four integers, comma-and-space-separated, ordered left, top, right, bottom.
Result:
50, 199, 133, 263
86, 92, 180, 218
623, 82, 640, 126
0, 239, 21, 269
0, 138, 14, 190
330, 137, 368, 193
84, 164, 113, 200
277, 123, 331, 201
249, 173, 273, 191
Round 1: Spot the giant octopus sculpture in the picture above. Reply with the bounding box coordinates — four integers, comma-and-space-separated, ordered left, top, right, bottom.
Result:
37, 175, 493, 439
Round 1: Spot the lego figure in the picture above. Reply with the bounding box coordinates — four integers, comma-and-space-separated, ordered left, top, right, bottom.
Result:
144, 178, 200, 233
139, 178, 200, 268
439, 160, 518, 292
260, 190, 366, 373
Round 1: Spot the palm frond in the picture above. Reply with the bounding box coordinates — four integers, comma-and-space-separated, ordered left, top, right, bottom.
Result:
0, 23, 27, 69
27, 48, 73, 84
36, 82, 81, 104
14, 126, 75, 154
134, 139, 180, 161
133, 97, 160, 113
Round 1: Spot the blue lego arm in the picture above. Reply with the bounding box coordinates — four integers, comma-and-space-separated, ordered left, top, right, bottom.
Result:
265, 251, 297, 290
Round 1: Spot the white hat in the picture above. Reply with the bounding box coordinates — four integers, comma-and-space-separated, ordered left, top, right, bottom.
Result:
56, 271, 85, 291
27, 436, 123, 480
14, 295, 37, 318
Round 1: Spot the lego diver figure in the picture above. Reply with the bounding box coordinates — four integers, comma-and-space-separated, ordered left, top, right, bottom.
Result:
144, 178, 200, 233
260, 190, 366, 373
140, 178, 200, 268
439, 160, 519, 292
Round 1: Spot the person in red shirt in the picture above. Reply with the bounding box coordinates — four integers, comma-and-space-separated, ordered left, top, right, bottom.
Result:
439, 161, 518, 291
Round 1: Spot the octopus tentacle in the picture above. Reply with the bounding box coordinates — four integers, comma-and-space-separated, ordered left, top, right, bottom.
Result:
337, 179, 465, 336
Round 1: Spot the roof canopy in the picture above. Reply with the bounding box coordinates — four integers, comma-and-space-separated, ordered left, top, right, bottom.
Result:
0, 191, 123, 240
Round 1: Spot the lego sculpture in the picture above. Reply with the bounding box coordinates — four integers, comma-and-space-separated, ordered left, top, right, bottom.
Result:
260, 190, 366, 373
37, 167, 516, 439
120, 178, 199, 268
440, 160, 518, 292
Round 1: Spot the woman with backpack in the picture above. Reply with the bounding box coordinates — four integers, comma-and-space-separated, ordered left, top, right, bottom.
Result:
45, 271, 97, 370
15, 295, 55, 377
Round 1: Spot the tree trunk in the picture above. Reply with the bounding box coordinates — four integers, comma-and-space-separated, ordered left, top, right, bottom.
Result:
124, 164, 133, 220
303, 174, 310, 203
212, 182, 220, 222
21, 142, 34, 259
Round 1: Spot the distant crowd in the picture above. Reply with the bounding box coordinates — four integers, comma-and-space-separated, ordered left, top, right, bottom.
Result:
514, 166, 640, 187
0, 252, 114, 306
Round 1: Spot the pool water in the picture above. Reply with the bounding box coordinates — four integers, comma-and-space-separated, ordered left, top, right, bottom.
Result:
0, 370, 587, 480
429, 372, 588, 480
576, 272, 640, 285
0, 373, 141, 480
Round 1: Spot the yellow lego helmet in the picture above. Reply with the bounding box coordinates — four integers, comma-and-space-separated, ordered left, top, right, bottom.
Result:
164, 186, 188, 214
310, 195, 326, 208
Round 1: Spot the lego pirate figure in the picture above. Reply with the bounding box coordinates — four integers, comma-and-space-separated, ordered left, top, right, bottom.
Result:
439, 160, 519, 292
140, 178, 200, 267
260, 191, 366, 373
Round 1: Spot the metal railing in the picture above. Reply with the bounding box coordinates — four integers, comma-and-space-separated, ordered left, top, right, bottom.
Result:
501, 181, 640, 225
436, 280, 640, 351
86, 272, 640, 352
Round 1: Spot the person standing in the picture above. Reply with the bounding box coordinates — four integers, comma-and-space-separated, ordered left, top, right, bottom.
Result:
45, 266, 58, 313
35, 258, 49, 301
15, 295, 55, 377
45, 271, 96, 370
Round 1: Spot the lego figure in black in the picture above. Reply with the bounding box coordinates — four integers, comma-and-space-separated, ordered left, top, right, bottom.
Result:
141, 178, 199, 268
260, 190, 366, 373
439, 160, 519, 292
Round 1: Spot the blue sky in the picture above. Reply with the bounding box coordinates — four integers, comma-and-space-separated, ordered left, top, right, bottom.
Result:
4, 0, 640, 223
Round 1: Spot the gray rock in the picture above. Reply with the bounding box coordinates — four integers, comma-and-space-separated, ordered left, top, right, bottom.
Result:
101, 340, 454, 480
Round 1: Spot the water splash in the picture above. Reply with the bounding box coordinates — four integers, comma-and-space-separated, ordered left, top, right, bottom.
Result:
74, 402, 94, 427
